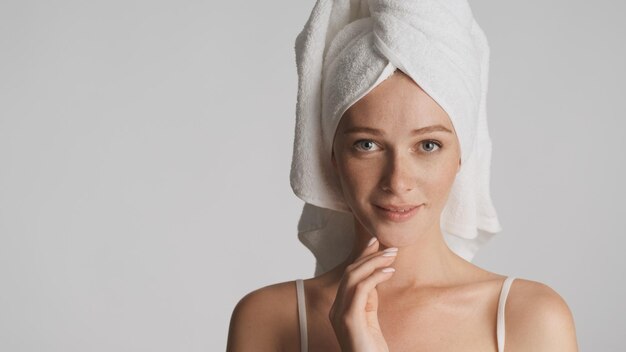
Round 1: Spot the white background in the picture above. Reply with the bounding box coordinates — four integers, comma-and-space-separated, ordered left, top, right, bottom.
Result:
1, 0, 624, 350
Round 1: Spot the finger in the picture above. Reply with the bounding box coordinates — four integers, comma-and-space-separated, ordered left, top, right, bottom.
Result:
342, 236, 380, 274
360, 236, 380, 259
351, 266, 396, 314
335, 238, 384, 307
344, 250, 397, 288
348, 244, 396, 271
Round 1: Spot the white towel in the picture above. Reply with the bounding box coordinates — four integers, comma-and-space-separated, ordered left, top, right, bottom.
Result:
290, 0, 503, 276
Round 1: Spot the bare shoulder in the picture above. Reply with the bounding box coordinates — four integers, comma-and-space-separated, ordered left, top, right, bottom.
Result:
226, 279, 300, 352
505, 278, 579, 351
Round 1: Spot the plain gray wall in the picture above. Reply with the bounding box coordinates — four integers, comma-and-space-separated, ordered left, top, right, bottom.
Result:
0, 0, 623, 351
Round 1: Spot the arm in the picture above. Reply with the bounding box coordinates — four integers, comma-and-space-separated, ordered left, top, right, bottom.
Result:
226, 287, 282, 352
506, 280, 578, 351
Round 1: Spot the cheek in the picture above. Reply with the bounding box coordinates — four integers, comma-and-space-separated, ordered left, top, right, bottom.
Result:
334, 149, 459, 209
335, 157, 381, 204
421, 160, 459, 205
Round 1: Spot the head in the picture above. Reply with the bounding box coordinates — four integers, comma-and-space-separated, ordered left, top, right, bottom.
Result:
331, 69, 462, 247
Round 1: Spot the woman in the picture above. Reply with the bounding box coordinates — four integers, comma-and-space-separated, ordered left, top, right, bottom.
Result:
227, 0, 578, 351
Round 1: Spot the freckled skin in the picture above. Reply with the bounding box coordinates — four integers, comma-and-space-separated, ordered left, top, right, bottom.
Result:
226, 69, 579, 352
331, 69, 462, 253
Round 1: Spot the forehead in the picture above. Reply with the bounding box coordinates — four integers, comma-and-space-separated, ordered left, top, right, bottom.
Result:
338, 71, 454, 132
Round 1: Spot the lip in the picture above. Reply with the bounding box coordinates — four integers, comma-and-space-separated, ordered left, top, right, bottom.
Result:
374, 204, 423, 222
377, 204, 421, 211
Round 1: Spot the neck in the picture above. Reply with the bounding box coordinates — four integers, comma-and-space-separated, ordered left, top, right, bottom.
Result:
331, 217, 467, 294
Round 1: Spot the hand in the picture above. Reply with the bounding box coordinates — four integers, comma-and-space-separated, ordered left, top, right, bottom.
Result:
329, 237, 397, 352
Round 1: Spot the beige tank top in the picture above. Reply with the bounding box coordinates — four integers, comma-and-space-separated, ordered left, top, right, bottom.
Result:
295, 276, 516, 352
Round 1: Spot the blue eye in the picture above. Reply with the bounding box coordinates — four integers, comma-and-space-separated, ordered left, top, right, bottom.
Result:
421, 140, 442, 153
353, 139, 379, 152
352, 139, 443, 153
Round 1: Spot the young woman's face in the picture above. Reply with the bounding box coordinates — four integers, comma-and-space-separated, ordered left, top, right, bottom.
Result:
331, 70, 461, 246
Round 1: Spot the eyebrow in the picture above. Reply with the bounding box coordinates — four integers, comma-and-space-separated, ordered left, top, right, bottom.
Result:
342, 124, 453, 136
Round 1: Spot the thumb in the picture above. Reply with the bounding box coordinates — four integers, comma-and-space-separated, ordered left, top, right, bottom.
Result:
365, 286, 382, 330
365, 285, 379, 313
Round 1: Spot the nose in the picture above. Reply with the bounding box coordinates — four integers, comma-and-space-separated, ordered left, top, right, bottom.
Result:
380, 150, 415, 194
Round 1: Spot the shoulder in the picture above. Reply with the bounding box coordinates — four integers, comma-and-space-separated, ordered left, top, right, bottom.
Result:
226, 279, 300, 352
505, 278, 578, 351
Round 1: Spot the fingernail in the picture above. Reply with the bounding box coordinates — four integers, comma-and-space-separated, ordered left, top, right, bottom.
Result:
382, 267, 395, 273
382, 251, 397, 257
367, 237, 378, 247
383, 247, 398, 253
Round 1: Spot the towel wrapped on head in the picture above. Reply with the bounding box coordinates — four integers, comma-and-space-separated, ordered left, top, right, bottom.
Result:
290, 0, 502, 276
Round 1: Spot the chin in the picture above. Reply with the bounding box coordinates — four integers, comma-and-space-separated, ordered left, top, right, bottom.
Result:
356, 214, 423, 244
357, 206, 438, 245
372, 226, 422, 247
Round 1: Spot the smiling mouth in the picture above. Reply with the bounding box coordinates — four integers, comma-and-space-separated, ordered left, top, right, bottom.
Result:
373, 204, 423, 222
375, 204, 422, 212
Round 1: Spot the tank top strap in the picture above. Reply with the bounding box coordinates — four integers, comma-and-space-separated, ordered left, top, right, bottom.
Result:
295, 279, 308, 352
496, 276, 516, 352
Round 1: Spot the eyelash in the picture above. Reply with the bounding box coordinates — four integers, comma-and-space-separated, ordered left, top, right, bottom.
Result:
352, 139, 443, 153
